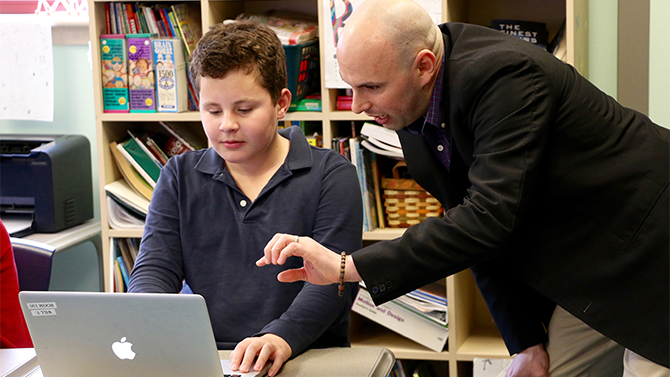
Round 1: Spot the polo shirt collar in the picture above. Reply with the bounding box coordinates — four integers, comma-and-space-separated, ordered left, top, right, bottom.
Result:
194, 125, 313, 176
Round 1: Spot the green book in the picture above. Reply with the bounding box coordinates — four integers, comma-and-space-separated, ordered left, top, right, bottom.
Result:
117, 136, 161, 187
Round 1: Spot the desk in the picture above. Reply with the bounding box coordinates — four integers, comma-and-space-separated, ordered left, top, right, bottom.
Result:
21, 219, 103, 292
1, 347, 394, 377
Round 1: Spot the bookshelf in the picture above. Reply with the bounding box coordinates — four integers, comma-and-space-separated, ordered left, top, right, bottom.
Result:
87, 0, 588, 375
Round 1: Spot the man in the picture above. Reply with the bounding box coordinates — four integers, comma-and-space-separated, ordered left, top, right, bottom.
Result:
259, 1, 669, 376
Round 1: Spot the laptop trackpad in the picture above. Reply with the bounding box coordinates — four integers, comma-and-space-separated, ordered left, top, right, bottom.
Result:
220, 359, 270, 377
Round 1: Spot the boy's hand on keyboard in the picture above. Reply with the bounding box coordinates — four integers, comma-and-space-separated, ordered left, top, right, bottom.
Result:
230, 334, 292, 377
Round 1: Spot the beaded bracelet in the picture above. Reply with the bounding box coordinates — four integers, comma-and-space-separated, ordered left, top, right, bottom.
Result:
337, 251, 346, 297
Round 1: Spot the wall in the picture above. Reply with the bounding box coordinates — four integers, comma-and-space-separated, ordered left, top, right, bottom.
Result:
588, 0, 617, 98
649, 0, 670, 127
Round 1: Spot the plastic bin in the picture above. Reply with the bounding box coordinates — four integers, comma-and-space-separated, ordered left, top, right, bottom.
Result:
283, 40, 320, 103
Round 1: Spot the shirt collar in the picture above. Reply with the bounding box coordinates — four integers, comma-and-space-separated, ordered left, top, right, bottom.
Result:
407, 53, 446, 135
195, 126, 313, 175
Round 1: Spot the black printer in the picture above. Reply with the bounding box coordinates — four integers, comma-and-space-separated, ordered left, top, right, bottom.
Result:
1, 134, 93, 236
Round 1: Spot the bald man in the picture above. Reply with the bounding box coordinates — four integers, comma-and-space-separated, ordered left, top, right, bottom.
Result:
260, 1, 669, 376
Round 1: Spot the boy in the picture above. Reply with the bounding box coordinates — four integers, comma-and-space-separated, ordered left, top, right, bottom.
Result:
128, 21, 363, 377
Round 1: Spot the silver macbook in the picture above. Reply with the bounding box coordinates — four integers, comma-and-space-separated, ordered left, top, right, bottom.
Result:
19, 291, 269, 377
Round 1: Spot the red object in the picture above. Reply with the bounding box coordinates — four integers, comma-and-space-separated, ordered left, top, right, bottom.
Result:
0, 220, 33, 348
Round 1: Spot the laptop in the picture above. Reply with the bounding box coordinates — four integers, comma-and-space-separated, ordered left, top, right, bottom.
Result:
19, 291, 270, 377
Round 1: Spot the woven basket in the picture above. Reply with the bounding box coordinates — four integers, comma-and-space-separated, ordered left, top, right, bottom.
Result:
381, 161, 444, 228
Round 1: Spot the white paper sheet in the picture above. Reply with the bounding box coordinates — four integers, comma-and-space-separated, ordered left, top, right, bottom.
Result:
0, 15, 54, 121
322, 0, 442, 88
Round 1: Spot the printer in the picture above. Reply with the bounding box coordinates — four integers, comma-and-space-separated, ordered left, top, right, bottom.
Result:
1, 134, 93, 236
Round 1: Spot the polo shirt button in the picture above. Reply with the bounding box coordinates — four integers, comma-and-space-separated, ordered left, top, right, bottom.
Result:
437, 145, 444, 152
371, 286, 379, 294
240, 200, 247, 207
441, 122, 446, 128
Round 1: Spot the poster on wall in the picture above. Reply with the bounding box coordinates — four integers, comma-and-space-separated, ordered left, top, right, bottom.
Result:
323, 0, 442, 88
0, 16, 54, 121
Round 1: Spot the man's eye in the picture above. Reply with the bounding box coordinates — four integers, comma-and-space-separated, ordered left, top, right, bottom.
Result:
365, 85, 379, 91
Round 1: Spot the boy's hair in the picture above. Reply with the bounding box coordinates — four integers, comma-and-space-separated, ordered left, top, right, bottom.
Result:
189, 20, 287, 104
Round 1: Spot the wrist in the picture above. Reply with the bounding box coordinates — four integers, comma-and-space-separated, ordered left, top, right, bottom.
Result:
345, 255, 361, 282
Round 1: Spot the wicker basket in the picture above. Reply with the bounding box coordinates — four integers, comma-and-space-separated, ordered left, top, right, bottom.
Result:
381, 161, 444, 228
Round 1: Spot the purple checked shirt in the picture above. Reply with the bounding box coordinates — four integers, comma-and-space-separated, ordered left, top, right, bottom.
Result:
407, 54, 451, 170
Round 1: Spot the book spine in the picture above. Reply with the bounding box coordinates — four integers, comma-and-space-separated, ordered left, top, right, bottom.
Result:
100, 35, 129, 113
127, 35, 156, 113
125, 3, 138, 34
153, 39, 187, 112
158, 7, 174, 37
105, 3, 112, 34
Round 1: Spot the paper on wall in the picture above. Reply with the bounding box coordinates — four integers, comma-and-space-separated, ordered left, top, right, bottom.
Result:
0, 15, 54, 122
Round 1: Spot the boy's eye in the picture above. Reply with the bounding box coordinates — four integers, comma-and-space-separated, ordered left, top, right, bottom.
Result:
208, 110, 221, 115
238, 108, 252, 114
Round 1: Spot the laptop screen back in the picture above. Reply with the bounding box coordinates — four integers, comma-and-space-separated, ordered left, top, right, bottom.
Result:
19, 291, 226, 377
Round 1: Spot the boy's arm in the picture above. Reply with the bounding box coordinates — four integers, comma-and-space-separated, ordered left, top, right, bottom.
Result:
128, 159, 184, 293
255, 160, 363, 355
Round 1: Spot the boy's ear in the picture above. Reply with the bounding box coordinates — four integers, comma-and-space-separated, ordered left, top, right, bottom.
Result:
276, 88, 292, 119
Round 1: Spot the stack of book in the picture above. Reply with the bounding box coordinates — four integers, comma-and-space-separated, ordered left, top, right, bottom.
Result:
111, 238, 140, 292
235, 10, 318, 45
360, 122, 404, 159
106, 122, 206, 229
352, 282, 449, 352
101, 2, 201, 112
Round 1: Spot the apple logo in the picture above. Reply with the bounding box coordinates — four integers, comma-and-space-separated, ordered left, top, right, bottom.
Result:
112, 337, 136, 360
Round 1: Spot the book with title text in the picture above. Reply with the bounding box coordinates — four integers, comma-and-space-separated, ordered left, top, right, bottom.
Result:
153, 38, 188, 112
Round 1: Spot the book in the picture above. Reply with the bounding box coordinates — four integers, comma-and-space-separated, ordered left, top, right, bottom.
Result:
116, 255, 130, 291
236, 10, 318, 45
153, 38, 188, 112
114, 258, 124, 292
491, 19, 549, 50
473, 358, 513, 377
352, 284, 449, 352
107, 196, 145, 230
109, 140, 153, 200
144, 135, 169, 165
361, 139, 404, 159
127, 33, 157, 113
100, 34, 129, 113
360, 147, 379, 231
158, 121, 206, 152
349, 137, 367, 231
371, 156, 385, 229
104, 179, 150, 216
288, 95, 322, 112
170, 3, 202, 56
361, 122, 402, 149
117, 136, 161, 187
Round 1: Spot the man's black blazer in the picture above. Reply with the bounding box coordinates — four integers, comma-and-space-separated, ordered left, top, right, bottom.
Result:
352, 23, 669, 366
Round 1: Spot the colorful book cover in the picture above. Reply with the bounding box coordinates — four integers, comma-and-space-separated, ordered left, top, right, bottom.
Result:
100, 34, 129, 113
153, 38, 187, 113
127, 33, 157, 113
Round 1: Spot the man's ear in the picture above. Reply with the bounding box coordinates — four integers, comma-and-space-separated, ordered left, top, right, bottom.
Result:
415, 49, 438, 86
276, 88, 292, 119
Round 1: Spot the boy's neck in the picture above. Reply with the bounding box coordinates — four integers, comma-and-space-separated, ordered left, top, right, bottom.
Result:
226, 133, 290, 202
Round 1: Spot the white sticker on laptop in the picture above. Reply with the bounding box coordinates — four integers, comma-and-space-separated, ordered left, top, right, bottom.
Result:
31, 309, 57, 316
27, 302, 57, 316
